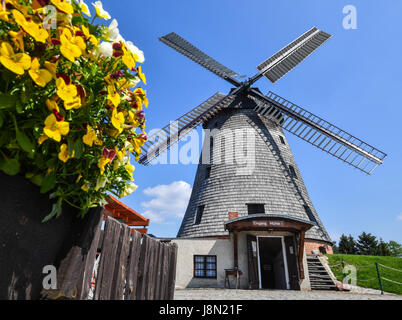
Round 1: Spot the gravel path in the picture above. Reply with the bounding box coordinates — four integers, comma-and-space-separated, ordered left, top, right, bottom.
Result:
174, 288, 402, 300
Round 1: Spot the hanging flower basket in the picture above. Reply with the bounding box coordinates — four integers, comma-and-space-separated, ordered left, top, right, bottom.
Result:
0, 0, 149, 299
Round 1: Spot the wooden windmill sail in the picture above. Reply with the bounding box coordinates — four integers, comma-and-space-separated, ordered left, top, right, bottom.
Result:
139, 27, 387, 243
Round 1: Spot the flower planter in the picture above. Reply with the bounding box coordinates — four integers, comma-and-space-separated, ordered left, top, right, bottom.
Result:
0, 172, 102, 300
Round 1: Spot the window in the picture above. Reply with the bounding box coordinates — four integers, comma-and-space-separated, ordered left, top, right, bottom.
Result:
303, 205, 317, 224
205, 166, 211, 179
247, 203, 265, 215
279, 135, 286, 145
289, 165, 297, 179
194, 255, 217, 278
194, 205, 205, 224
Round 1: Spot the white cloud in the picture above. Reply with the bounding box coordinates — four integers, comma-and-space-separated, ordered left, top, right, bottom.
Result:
397, 213, 402, 221
141, 181, 192, 224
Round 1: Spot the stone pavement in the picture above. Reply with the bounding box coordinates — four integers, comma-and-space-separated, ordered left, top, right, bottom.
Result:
174, 288, 402, 300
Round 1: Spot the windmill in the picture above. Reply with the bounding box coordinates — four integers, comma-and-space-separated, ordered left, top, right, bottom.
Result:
139, 27, 387, 270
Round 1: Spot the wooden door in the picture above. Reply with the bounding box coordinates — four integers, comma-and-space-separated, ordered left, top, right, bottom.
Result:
246, 235, 259, 289
284, 236, 300, 290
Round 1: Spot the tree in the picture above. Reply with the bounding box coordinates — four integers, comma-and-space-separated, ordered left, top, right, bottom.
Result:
356, 232, 378, 255
332, 241, 340, 254
338, 234, 357, 254
377, 238, 392, 256
388, 240, 402, 257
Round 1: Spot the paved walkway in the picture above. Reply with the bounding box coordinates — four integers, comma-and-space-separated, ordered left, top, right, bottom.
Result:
174, 288, 402, 300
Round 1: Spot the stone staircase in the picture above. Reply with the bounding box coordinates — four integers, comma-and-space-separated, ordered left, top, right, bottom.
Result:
307, 254, 338, 291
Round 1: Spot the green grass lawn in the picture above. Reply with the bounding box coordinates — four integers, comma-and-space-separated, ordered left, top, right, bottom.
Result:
326, 254, 402, 295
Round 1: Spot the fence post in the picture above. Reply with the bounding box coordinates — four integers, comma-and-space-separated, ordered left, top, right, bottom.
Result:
375, 262, 383, 295
341, 261, 346, 279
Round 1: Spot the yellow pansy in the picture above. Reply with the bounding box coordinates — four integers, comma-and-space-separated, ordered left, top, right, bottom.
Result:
125, 163, 135, 180
38, 134, 48, 145
92, 1, 111, 20
0, 42, 31, 75
43, 113, 70, 142
64, 96, 82, 110
107, 85, 120, 107
8, 31, 24, 52
44, 61, 58, 79
83, 125, 102, 147
134, 87, 149, 108
115, 146, 126, 161
97, 157, 111, 175
46, 98, 59, 112
60, 28, 86, 62
50, 0, 74, 14
58, 143, 74, 163
111, 108, 125, 134
121, 42, 135, 70
81, 25, 98, 46
56, 77, 78, 101
136, 66, 146, 85
0, 8, 9, 22
12, 10, 48, 43
81, 181, 89, 192
29, 58, 52, 87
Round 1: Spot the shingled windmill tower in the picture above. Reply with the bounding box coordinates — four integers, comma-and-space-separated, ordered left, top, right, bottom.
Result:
140, 28, 387, 290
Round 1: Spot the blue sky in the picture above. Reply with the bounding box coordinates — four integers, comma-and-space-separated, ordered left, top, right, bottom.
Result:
100, 0, 402, 243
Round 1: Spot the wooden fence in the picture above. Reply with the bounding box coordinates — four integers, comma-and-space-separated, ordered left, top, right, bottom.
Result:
42, 214, 177, 300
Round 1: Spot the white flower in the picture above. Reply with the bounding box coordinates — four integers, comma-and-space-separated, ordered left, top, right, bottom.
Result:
120, 183, 138, 198
104, 19, 121, 42
94, 41, 113, 57
95, 176, 108, 191
78, 0, 91, 16
125, 41, 145, 63
92, 1, 111, 20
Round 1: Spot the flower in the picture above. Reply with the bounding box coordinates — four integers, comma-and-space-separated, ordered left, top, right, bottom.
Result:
94, 41, 113, 58
125, 163, 135, 180
111, 108, 125, 134
43, 113, 70, 142
97, 156, 110, 175
64, 96, 82, 110
81, 25, 98, 46
44, 61, 58, 79
95, 175, 108, 191
107, 84, 120, 107
92, 1, 111, 20
0, 7, 10, 22
8, 31, 24, 52
121, 42, 136, 70
50, 0, 74, 14
56, 77, 78, 101
0, 42, 31, 75
58, 143, 74, 163
125, 41, 145, 63
12, 10, 49, 43
46, 98, 59, 112
78, 0, 91, 16
134, 87, 149, 107
29, 58, 52, 87
136, 66, 146, 85
60, 28, 86, 62
104, 19, 121, 41
83, 125, 102, 147
119, 183, 138, 197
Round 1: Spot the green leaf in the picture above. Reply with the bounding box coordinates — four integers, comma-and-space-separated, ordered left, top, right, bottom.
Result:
40, 172, 56, 194
29, 174, 44, 187
67, 137, 74, 157
0, 158, 20, 176
42, 200, 62, 223
0, 111, 4, 128
73, 139, 84, 159
0, 93, 17, 109
16, 128, 35, 157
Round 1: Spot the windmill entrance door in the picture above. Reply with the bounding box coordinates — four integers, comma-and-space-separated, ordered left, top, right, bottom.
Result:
257, 236, 290, 290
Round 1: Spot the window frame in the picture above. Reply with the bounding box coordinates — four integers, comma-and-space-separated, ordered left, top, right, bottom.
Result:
289, 165, 298, 179
193, 255, 217, 279
247, 203, 265, 215
194, 205, 205, 224
279, 135, 286, 145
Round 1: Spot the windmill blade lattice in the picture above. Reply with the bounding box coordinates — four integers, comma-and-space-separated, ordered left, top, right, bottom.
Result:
159, 32, 240, 85
256, 27, 332, 83
139, 92, 235, 165
252, 90, 387, 174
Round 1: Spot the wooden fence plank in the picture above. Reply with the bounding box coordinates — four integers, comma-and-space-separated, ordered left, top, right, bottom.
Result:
125, 231, 142, 300
154, 241, 164, 300
94, 217, 122, 300
149, 239, 161, 300
167, 243, 178, 300
135, 235, 150, 300
110, 224, 130, 300
160, 243, 170, 299
144, 237, 157, 300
